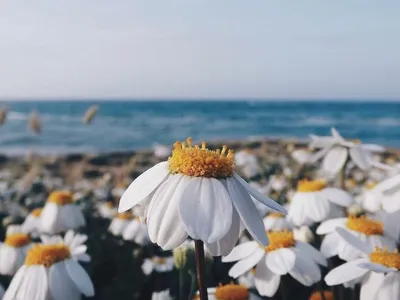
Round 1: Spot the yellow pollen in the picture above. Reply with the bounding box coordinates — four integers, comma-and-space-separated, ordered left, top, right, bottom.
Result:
168, 137, 234, 178
47, 191, 73, 205
116, 211, 132, 220
152, 257, 168, 264
268, 212, 285, 218
309, 291, 333, 300
5, 233, 31, 248
370, 248, 400, 270
25, 244, 71, 267
31, 208, 43, 217
346, 216, 383, 235
297, 179, 327, 192
215, 283, 249, 300
365, 182, 377, 190
265, 231, 296, 252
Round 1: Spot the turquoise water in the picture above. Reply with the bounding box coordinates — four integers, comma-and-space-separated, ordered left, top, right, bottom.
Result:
1, 101, 399, 155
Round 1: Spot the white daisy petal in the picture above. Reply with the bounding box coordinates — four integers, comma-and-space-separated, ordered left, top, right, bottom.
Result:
325, 258, 369, 286
226, 178, 268, 246
3, 266, 27, 300
309, 146, 333, 164
71, 245, 87, 257
320, 232, 340, 258
49, 262, 81, 300
359, 272, 384, 300
266, 248, 296, 275
308, 194, 331, 222
322, 146, 348, 175
64, 230, 75, 246
323, 188, 354, 207
65, 259, 95, 297
222, 241, 259, 263
316, 218, 347, 235
374, 272, 400, 300
295, 241, 327, 266
254, 260, 281, 297
349, 146, 371, 171
118, 162, 169, 212
288, 255, 321, 286
357, 262, 396, 273
228, 249, 265, 278
336, 227, 373, 254
179, 178, 232, 244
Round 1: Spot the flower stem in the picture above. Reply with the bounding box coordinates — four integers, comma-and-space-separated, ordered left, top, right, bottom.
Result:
179, 269, 185, 300
194, 240, 208, 300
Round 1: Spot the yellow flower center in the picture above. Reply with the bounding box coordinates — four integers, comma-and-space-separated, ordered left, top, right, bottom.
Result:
152, 257, 168, 265
268, 212, 285, 218
365, 182, 377, 190
25, 244, 71, 267
116, 211, 132, 220
309, 291, 333, 300
297, 179, 327, 192
168, 138, 234, 178
265, 231, 296, 252
31, 208, 43, 217
369, 248, 400, 270
215, 283, 249, 300
5, 233, 31, 248
47, 191, 73, 205
346, 216, 383, 235
346, 179, 357, 188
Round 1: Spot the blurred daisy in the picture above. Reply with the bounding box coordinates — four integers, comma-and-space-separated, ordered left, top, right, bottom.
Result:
222, 231, 326, 297
356, 182, 382, 213
152, 289, 172, 300
288, 179, 353, 226
96, 201, 117, 219
40, 191, 86, 234
263, 212, 293, 231
108, 212, 133, 236
153, 144, 171, 159
371, 174, 400, 213
122, 218, 150, 246
310, 128, 384, 175
118, 138, 286, 256
292, 148, 312, 165
325, 228, 400, 300
0, 230, 32, 276
293, 225, 314, 243
142, 256, 174, 275
269, 175, 287, 192
3, 242, 94, 300
195, 283, 262, 300
40, 230, 91, 263
317, 215, 397, 261
21, 208, 42, 237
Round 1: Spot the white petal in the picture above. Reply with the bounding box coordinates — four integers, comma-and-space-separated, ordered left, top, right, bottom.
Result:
331, 127, 345, 142
76, 253, 91, 262
349, 146, 371, 171
69, 234, 88, 249
17, 266, 48, 300
71, 245, 87, 257
323, 188, 354, 207
146, 175, 189, 249
320, 232, 340, 258
336, 227, 373, 254
226, 178, 268, 246
118, 161, 169, 212
309, 146, 333, 164
357, 262, 396, 273
40, 203, 60, 234
206, 207, 241, 256
288, 194, 309, 227
222, 241, 259, 263
3, 266, 27, 300
288, 255, 321, 286
65, 259, 95, 297
228, 249, 265, 278
64, 230, 75, 245
266, 248, 296, 275
325, 258, 369, 286
374, 174, 400, 193
308, 194, 331, 222
234, 174, 287, 214
122, 220, 140, 240
359, 272, 384, 300
361, 143, 386, 152
322, 146, 348, 175
374, 272, 400, 300
316, 218, 347, 235
295, 241, 327, 266
49, 262, 81, 300
179, 178, 232, 244
254, 260, 280, 297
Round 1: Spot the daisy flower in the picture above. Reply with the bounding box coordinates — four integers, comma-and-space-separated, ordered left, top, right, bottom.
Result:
269, 175, 287, 192
21, 208, 43, 237
142, 256, 174, 275
288, 179, 353, 226
371, 174, 400, 213
310, 128, 384, 175
325, 228, 400, 300
3, 241, 94, 300
0, 230, 32, 276
118, 138, 286, 256
39, 191, 86, 235
317, 215, 397, 261
195, 283, 262, 300
291, 148, 312, 165
40, 230, 91, 263
356, 182, 382, 213
222, 231, 326, 297
108, 211, 133, 236
122, 217, 150, 246
96, 201, 117, 219
263, 212, 293, 231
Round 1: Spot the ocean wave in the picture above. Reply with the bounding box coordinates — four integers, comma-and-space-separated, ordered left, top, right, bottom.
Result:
374, 118, 400, 126
8, 112, 28, 121
302, 116, 336, 126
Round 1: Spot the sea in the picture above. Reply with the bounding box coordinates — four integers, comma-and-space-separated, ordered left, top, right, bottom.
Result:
0, 100, 399, 155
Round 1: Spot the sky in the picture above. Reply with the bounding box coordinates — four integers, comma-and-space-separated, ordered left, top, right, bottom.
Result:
0, 1, 400, 100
